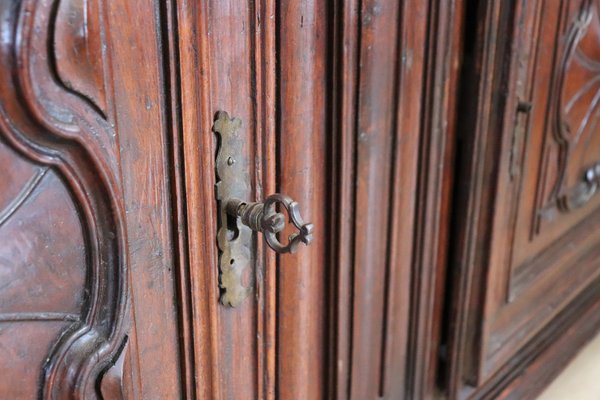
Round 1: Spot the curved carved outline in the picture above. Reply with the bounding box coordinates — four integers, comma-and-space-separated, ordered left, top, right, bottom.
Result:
0, 1, 128, 398
50, 0, 109, 118
0, 167, 48, 227
552, 0, 600, 211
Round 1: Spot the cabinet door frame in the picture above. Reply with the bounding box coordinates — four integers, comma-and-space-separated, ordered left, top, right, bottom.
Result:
446, 0, 600, 398
165, 0, 464, 399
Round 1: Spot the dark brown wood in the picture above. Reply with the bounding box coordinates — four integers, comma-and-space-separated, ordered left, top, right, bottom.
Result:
0, 0, 129, 396
407, 1, 465, 398
277, 3, 329, 399
0, 0, 181, 398
106, 0, 183, 396
168, 1, 464, 398
447, 0, 600, 398
173, 1, 279, 398
328, 1, 464, 399
2, 0, 598, 399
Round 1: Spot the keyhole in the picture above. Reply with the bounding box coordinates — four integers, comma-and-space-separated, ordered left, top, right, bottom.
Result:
226, 213, 239, 241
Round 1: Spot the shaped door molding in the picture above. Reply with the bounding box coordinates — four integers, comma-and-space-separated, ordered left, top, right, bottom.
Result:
0, 0, 128, 398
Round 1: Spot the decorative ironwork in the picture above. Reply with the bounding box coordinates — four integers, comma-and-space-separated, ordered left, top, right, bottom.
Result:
225, 194, 314, 254
213, 111, 314, 307
213, 111, 252, 307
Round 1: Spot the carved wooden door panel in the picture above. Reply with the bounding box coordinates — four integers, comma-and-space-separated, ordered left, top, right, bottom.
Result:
0, 0, 470, 397
0, 0, 182, 398
0, 0, 467, 398
448, 0, 600, 398
166, 0, 464, 398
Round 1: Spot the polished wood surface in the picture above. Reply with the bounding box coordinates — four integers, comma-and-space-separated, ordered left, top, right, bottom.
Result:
171, 1, 463, 399
0, 0, 181, 397
447, 0, 600, 398
1, 0, 598, 399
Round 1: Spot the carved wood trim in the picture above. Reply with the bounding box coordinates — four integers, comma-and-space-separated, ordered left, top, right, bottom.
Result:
447, 0, 525, 392
407, 2, 465, 398
495, 0, 600, 294
0, 312, 80, 322
159, 1, 197, 397
551, 0, 600, 211
0, 1, 128, 398
0, 167, 48, 227
446, 0, 600, 397
328, 1, 464, 399
52, 0, 109, 118
173, 0, 278, 398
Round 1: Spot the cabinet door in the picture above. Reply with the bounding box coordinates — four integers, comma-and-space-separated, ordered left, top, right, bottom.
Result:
168, 1, 463, 399
0, 1, 182, 398
448, 0, 600, 398
1, 1, 466, 398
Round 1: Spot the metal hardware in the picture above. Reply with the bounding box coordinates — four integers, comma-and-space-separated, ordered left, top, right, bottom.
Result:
214, 111, 252, 307
561, 161, 600, 210
213, 111, 314, 307
224, 194, 314, 254
516, 100, 532, 113
510, 100, 533, 179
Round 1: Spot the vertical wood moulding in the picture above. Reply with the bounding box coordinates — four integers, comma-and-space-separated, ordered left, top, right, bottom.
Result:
384, 0, 429, 398
251, 2, 264, 397
381, 0, 412, 396
101, 0, 142, 395
447, 0, 504, 396
329, 0, 360, 398
159, 0, 196, 398
105, 0, 183, 397
277, 2, 329, 399
264, 1, 279, 397
406, 0, 464, 398
348, 1, 402, 398
252, 0, 278, 398
176, 0, 221, 397
328, 0, 465, 398
176, 0, 278, 398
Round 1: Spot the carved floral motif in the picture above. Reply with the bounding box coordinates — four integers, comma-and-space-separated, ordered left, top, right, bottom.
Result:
552, 0, 600, 210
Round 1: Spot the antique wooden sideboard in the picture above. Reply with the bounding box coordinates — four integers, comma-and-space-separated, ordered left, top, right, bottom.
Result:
1, 0, 599, 399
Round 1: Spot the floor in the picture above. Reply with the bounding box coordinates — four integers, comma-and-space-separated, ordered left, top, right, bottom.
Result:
537, 332, 600, 399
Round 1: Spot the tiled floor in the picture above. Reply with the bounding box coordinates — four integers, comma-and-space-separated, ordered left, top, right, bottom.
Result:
537, 332, 600, 399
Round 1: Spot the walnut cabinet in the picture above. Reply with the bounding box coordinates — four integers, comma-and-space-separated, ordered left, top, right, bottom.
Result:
0, 0, 599, 399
